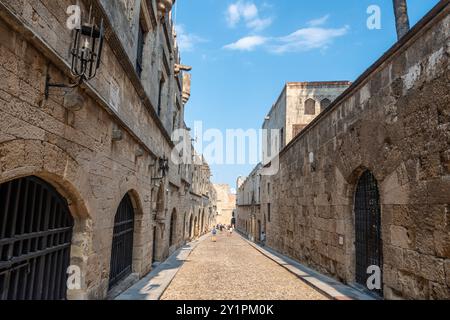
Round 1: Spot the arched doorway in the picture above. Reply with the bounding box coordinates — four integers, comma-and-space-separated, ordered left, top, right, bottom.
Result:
354, 170, 383, 296
201, 210, 205, 234
189, 215, 194, 239
169, 209, 177, 247
194, 216, 199, 237
109, 193, 135, 290
0, 176, 74, 300
183, 212, 187, 241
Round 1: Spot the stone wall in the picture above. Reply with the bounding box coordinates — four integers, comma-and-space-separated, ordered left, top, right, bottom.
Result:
0, 0, 215, 300
265, 3, 449, 299
236, 165, 263, 241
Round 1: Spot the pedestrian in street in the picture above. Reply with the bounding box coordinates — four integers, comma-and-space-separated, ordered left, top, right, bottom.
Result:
261, 231, 266, 246
212, 228, 217, 242
229, 227, 233, 237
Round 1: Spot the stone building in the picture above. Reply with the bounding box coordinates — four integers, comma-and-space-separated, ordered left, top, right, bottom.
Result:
0, 0, 216, 300
237, 83, 350, 242
263, 81, 350, 155
239, 2, 450, 299
236, 164, 262, 242
213, 184, 236, 226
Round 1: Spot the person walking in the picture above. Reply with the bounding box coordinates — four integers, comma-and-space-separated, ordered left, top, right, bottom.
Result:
229, 226, 234, 237
212, 227, 217, 242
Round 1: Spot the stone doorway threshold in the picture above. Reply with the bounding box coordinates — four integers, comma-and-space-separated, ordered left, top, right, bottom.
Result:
242, 236, 376, 301
115, 235, 209, 300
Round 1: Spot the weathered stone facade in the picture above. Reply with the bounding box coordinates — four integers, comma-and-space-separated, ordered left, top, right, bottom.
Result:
0, 0, 216, 300
213, 184, 236, 226
263, 82, 350, 152
236, 165, 262, 242
239, 2, 450, 299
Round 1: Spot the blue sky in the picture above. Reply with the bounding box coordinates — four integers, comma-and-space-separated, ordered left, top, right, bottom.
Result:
173, 0, 440, 191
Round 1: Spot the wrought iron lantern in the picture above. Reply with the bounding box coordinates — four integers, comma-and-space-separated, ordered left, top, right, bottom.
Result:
152, 156, 170, 181
159, 156, 170, 177
45, 7, 104, 98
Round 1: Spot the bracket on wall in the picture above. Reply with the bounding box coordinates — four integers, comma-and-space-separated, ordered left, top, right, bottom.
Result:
45, 73, 82, 99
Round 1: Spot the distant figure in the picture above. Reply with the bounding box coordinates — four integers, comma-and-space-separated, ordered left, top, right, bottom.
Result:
261, 231, 266, 246
212, 228, 217, 242
229, 227, 233, 237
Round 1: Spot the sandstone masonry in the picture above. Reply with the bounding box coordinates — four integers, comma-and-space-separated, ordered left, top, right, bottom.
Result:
237, 2, 450, 300
0, 0, 216, 300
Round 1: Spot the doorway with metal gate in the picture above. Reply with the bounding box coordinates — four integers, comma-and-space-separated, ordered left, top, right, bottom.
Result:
0, 176, 74, 300
354, 170, 383, 297
108, 193, 135, 290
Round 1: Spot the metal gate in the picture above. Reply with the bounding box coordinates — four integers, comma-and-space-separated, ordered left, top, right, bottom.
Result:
354, 170, 383, 296
0, 176, 74, 300
109, 194, 134, 289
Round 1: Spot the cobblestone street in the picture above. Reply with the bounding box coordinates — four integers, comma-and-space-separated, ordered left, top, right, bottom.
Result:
161, 232, 327, 300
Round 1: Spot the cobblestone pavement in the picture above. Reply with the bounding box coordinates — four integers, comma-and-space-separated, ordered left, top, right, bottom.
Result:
161, 232, 328, 300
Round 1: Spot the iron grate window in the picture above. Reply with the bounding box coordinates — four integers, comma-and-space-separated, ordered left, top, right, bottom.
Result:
354, 170, 383, 297
109, 194, 135, 290
0, 176, 74, 300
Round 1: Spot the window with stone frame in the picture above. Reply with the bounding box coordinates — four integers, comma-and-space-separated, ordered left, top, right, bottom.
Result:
320, 98, 332, 112
136, 22, 146, 77
136, 0, 153, 78
157, 74, 166, 116
305, 98, 316, 115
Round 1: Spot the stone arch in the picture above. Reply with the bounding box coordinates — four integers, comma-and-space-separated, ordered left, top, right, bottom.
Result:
189, 214, 194, 239
194, 216, 199, 238
108, 192, 136, 290
0, 139, 94, 300
0, 176, 74, 300
354, 170, 383, 297
169, 208, 177, 247
201, 209, 205, 234
305, 98, 316, 115
111, 174, 148, 277
182, 212, 187, 241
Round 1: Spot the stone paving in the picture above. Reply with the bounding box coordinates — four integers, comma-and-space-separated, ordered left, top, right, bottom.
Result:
161, 232, 328, 300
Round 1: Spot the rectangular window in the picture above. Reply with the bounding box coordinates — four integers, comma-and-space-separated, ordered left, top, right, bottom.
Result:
280, 128, 284, 150
136, 23, 145, 78
268, 203, 271, 222
157, 76, 165, 116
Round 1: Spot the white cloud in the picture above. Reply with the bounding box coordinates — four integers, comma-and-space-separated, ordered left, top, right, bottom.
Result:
226, 1, 272, 31
223, 36, 268, 51
176, 25, 207, 52
246, 17, 273, 32
223, 14, 349, 54
270, 26, 349, 54
307, 14, 330, 27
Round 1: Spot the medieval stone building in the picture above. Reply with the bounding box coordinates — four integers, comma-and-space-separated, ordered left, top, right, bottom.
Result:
263, 81, 351, 153
214, 184, 236, 226
237, 82, 350, 242
237, 2, 449, 300
0, 0, 216, 300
